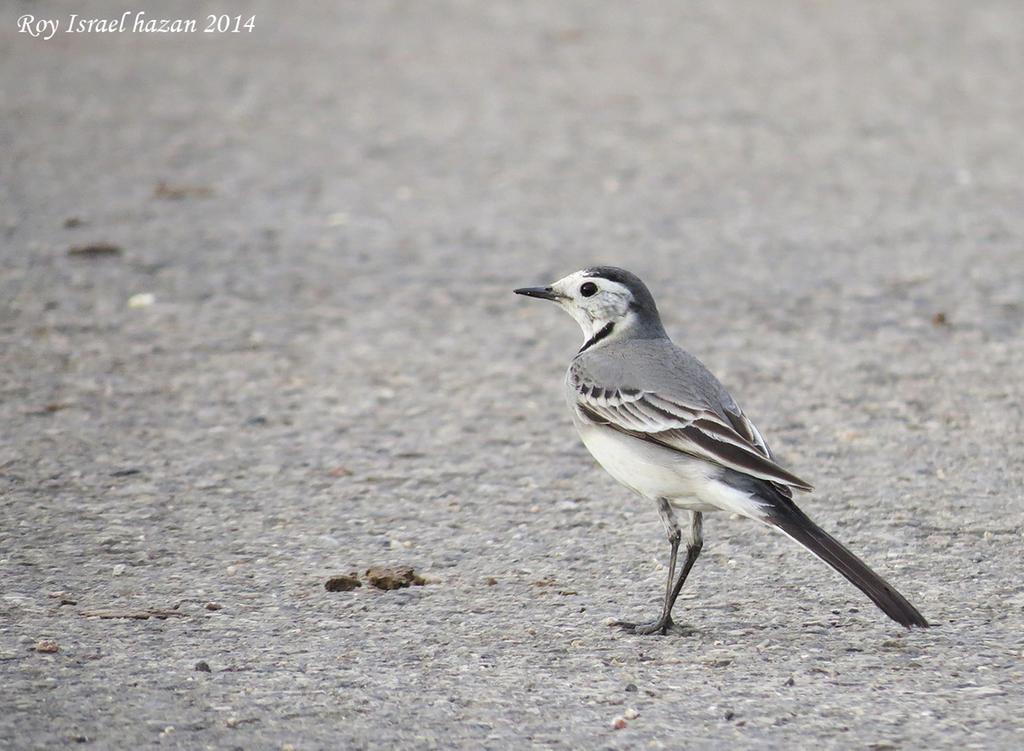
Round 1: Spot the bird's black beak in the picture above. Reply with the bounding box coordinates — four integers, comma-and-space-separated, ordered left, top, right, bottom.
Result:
514, 286, 559, 301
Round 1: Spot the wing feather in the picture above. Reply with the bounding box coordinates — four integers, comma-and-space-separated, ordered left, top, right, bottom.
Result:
573, 381, 813, 493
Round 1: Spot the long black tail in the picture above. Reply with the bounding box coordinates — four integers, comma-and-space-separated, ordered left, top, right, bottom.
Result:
765, 500, 928, 628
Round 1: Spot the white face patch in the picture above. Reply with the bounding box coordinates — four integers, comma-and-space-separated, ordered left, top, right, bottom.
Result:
550, 271, 636, 342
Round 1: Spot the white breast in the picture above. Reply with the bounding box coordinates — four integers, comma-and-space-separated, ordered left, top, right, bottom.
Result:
571, 408, 768, 519
573, 415, 718, 511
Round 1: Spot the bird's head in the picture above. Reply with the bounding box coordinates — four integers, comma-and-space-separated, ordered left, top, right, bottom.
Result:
515, 266, 665, 348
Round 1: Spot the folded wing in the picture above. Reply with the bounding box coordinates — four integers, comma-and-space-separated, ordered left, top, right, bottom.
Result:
572, 379, 813, 494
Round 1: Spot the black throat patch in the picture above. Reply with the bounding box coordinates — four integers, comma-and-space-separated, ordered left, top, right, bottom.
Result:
578, 322, 614, 354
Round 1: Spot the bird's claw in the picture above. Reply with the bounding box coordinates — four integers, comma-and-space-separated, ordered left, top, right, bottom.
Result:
612, 617, 695, 636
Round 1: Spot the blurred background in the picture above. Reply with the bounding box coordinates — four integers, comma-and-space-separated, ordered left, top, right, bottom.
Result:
2, 1, 1022, 748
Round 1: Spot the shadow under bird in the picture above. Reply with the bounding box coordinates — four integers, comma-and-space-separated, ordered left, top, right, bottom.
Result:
515, 266, 928, 634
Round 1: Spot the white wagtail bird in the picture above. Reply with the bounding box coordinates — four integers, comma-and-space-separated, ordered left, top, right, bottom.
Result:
515, 266, 928, 634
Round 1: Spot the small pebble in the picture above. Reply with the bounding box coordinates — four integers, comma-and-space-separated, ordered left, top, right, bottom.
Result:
623, 708, 639, 720
154, 181, 213, 200
68, 241, 120, 257
325, 574, 362, 592
205, 602, 222, 611
35, 640, 60, 653
611, 717, 627, 730
365, 566, 426, 590
194, 661, 211, 673
624, 683, 638, 692
127, 292, 155, 308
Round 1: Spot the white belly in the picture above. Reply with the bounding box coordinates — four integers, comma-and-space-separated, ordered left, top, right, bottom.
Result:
575, 419, 718, 511
574, 417, 768, 519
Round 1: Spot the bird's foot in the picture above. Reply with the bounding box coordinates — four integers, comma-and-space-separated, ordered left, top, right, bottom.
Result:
612, 615, 693, 636
614, 618, 669, 635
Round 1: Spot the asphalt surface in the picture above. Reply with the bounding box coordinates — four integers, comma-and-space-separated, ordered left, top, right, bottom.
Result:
2, 1, 1024, 748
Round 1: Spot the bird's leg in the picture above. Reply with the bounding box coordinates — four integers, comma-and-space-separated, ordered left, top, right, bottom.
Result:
615, 510, 703, 636
664, 511, 704, 618
615, 498, 681, 635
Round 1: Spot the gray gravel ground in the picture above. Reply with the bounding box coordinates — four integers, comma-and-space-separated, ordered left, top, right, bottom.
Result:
3, 1, 1024, 748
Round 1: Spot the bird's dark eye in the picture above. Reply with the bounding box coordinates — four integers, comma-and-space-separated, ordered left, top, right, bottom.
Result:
580, 282, 598, 297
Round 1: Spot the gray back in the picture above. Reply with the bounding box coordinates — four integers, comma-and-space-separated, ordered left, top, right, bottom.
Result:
572, 337, 740, 419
